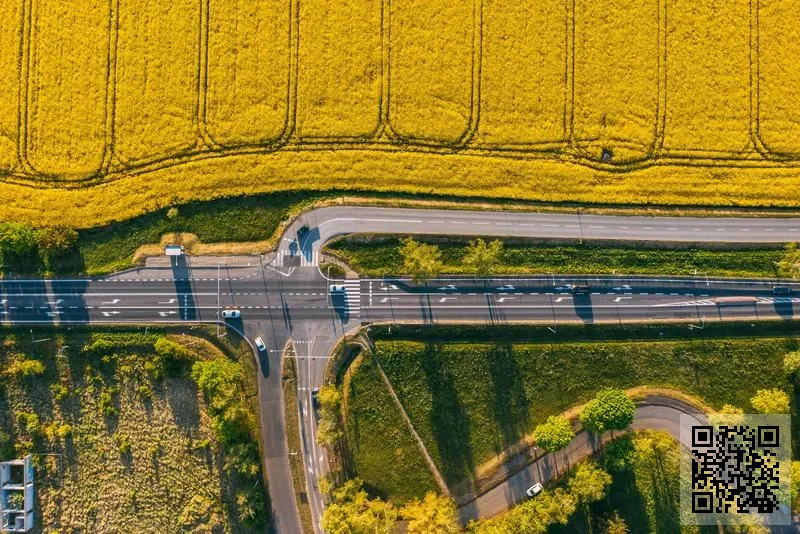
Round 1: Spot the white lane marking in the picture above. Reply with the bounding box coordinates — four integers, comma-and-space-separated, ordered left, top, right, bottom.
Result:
380, 297, 399, 303
497, 297, 516, 303
614, 297, 632, 302
439, 297, 457, 303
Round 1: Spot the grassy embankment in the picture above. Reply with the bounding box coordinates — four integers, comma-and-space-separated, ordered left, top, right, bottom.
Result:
341, 352, 440, 502
325, 235, 787, 278
341, 324, 797, 500
0, 326, 266, 532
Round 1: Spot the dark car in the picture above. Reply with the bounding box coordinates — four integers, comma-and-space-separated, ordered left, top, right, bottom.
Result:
773, 286, 792, 295
571, 285, 590, 294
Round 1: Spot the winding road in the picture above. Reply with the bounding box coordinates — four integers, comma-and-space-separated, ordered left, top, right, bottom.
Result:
2, 206, 800, 532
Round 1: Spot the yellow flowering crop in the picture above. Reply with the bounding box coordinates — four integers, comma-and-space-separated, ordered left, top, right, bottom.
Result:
574, 0, 660, 162
295, 0, 382, 139
205, 0, 292, 146
662, 0, 751, 156
473, 0, 566, 147
114, 0, 200, 165
26, 0, 109, 178
758, 0, 800, 157
0, 0, 21, 173
388, 0, 474, 143
4, 0, 800, 226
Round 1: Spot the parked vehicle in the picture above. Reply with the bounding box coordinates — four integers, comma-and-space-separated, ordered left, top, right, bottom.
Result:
221, 309, 241, 319
254, 337, 266, 352
773, 286, 792, 295
526, 483, 543, 498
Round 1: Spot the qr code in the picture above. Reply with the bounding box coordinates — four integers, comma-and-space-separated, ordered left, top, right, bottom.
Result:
681, 414, 791, 526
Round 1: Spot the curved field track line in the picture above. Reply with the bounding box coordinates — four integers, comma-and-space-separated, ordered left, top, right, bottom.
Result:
16, 0, 35, 176
100, 0, 120, 174
196, 0, 219, 151
749, 0, 770, 159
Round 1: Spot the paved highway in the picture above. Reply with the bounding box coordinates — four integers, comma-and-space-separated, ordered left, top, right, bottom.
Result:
2, 205, 800, 532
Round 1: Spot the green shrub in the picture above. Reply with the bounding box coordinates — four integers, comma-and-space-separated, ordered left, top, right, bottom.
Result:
154, 337, 195, 362
5, 358, 46, 378
49, 383, 69, 401
98, 386, 118, 416
82, 338, 116, 357
43, 422, 71, 441
144, 358, 164, 380
136, 384, 152, 399
16, 412, 41, 436
114, 433, 132, 455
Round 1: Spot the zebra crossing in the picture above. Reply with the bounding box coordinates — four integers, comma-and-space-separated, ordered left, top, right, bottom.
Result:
274, 250, 320, 267
342, 279, 361, 316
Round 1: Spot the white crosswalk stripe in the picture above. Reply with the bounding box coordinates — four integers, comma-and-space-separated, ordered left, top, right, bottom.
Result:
275, 250, 319, 267
343, 280, 361, 316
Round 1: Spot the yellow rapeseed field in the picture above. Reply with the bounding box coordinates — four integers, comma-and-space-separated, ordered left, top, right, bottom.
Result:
473, 0, 566, 147
388, 0, 474, 143
757, 0, 800, 157
573, 0, 660, 162
26, 0, 109, 178
205, 0, 292, 146
295, 0, 382, 139
114, 0, 200, 164
662, 0, 751, 156
6, 0, 800, 226
0, 0, 21, 173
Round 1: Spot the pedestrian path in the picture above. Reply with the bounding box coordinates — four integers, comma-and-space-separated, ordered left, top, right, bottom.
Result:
343, 279, 361, 317
275, 250, 319, 267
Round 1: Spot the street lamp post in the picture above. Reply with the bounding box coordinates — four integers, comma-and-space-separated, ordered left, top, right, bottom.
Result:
578, 208, 584, 245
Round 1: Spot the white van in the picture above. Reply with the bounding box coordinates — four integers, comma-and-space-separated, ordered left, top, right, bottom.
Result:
221, 309, 241, 319
329, 285, 346, 293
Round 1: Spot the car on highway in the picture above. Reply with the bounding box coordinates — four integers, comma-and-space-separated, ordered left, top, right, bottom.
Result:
438, 284, 458, 291
571, 285, 590, 294
329, 284, 346, 293
526, 482, 543, 498
773, 286, 792, 295
311, 388, 320, 408
220, 309, 241, 319
254, 337, 266, 352
496, 285, 515, 291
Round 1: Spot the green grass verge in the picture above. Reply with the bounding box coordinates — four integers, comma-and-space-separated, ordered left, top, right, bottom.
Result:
4, 192, 319, 276
325, 236, 786, 278
369, 335, 795, 487
0, 326, 265, 532
342, 353, 439, 502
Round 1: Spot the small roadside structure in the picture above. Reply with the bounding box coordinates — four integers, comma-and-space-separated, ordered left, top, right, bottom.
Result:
0, 456, 34, 532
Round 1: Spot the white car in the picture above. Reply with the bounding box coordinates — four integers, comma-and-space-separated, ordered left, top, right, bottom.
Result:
329, 284, 346, 293
496, 285, 515, 291
221, 309, 241, 319
526, 482, 543, 498
254, 337, 266, 352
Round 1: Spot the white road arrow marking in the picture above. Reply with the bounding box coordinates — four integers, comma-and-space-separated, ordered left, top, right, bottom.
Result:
497, 297, 516, 303
555, 296, 573, 303
101, 311, 120, 317
380, 284, 399, 291
0, 299, 6, 305
438, 297, 457, 303
158, 298, 177, 304
614, 297, 633, 303
613, 285, 632, 291
46, 311, 61, 317
158, 311, 178, 317
101, 298, 120, 305
380, 297, 400, 303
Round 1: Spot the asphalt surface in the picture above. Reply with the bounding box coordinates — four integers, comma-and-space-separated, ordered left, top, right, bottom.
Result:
3, 205, 800, 532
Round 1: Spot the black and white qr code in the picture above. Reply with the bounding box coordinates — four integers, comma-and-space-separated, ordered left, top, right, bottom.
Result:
691, 424, 781, 514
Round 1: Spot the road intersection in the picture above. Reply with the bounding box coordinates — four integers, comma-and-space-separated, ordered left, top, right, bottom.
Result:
2, 206, 800, 532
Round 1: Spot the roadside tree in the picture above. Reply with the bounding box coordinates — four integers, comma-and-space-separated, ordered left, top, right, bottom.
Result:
401, 491, 459, 533
604, 512, 628, 534
36, 225, 77, 266
568, 460, 611, 505
783, 351, 800, 378
579, 388, 635, 434
750, 389, 791, 414
400, 237, 443, 283
463, 238, 503, 277
0, 222, 37, 257
322, 478, 397, 534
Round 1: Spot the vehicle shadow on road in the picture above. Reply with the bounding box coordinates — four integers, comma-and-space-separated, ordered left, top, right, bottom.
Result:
573, 294, 594, 324
773, 299, 795, 320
